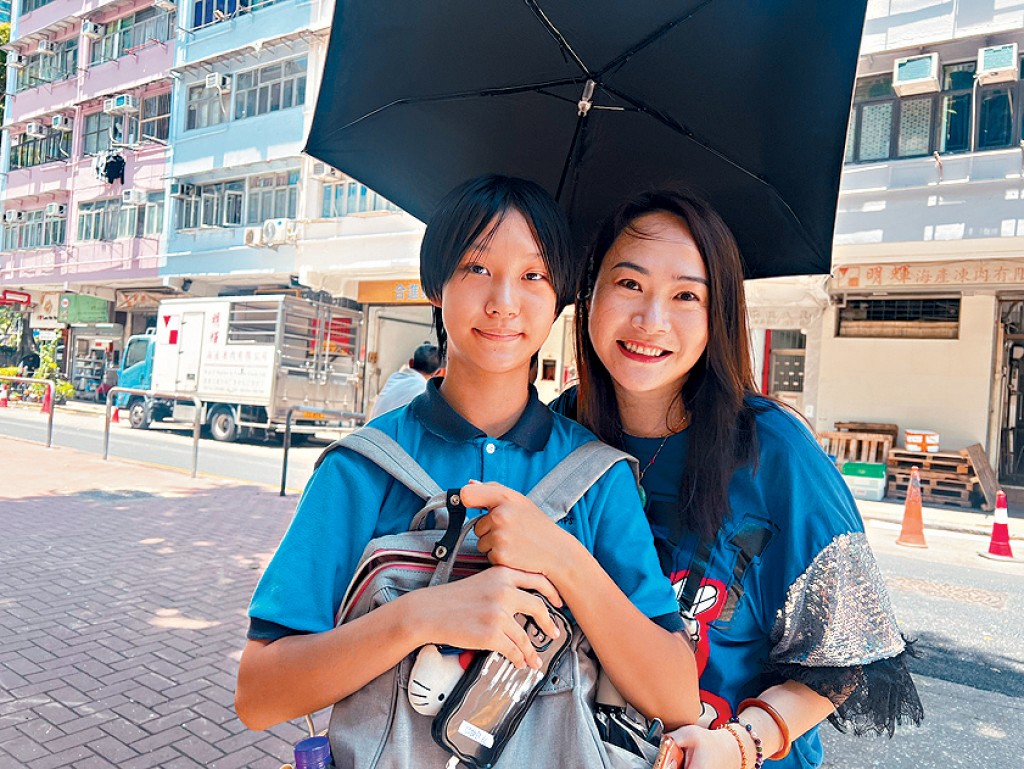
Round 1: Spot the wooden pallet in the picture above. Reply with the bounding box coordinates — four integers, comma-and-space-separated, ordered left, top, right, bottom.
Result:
818, 431, 892, 466
835, 421, 899, 446
886, 444, 997, 511
886, 479, 974, 508
888, 449, 970, 474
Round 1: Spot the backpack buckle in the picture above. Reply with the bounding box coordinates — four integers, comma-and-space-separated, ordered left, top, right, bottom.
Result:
433, 489, 467, 560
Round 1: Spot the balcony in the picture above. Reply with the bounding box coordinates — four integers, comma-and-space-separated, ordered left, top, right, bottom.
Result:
7, 42, 174, 123
1, 238, 162, 285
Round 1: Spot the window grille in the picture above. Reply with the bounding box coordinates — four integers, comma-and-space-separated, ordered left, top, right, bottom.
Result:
837, 298, 961, 339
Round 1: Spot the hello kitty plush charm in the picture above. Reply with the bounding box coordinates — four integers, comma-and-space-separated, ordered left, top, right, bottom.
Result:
408, 645, 475, 716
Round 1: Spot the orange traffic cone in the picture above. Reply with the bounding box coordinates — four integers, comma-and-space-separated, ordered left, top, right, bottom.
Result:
980, 490, 1016, 561
110, 405, 120, 423
896, 466, 927, 548
0, 384, 8, 408
40, 386, 52, 415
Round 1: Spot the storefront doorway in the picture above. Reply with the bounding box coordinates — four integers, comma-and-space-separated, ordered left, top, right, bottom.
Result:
998, 300, 1024, 485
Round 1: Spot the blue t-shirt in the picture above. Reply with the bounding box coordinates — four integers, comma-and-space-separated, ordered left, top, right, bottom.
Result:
551, 388, 912, 768
248, 379, 682, 640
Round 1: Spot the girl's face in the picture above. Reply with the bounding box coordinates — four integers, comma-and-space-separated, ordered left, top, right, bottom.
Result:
435, 209, 558, 378
587, 211, 710, 407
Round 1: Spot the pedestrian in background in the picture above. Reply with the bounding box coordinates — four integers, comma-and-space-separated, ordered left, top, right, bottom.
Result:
552, 189, 922, 769
368, 343, 441, 419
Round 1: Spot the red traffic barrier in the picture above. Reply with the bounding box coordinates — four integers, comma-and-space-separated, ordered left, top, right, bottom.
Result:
980, 490, 1016, 561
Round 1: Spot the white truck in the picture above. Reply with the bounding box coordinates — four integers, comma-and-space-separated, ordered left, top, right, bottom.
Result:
116, 293, 363, 441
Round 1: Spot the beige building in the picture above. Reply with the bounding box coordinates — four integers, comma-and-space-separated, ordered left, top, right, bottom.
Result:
781, 1, 1024, 483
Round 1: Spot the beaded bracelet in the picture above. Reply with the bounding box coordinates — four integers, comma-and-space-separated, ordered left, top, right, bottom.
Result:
717, 722, 749, 769
738, 698, 792, 760
729, 716, 764, 769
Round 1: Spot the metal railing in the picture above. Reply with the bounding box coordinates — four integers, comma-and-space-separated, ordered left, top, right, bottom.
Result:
104, 388, 203, 478
0, 376, 56, 447
279, 405, 363, 496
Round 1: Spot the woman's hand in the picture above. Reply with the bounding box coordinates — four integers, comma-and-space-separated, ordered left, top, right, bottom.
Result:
666, 725, 745, 769
462, 480, 575, 580
411, 565, 563, 670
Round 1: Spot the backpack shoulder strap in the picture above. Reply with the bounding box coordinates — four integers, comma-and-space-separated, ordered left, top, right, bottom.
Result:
527, 441, 639, 523
315, 427, 443, 501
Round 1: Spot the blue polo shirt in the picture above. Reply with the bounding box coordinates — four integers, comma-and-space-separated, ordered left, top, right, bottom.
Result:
248, 379, 682, 639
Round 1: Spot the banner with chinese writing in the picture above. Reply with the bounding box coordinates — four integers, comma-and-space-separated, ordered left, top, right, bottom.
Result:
833, 260, 1024, 291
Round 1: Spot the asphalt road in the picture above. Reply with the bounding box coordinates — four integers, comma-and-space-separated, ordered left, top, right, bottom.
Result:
821, 521, 1024, 767
0, 405, 329, 494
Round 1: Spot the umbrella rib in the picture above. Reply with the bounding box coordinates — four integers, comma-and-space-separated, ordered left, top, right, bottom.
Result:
595, 0, 718, 79
523, 0, 590, 75
328, 79, 584, 134
599, 83, 824, 258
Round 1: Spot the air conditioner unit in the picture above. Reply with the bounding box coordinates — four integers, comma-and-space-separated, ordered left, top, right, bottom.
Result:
892, 53, 940, 96
7, 53, 27, 70
977, 43, 1019, 85
169, 182, 196, 198
45, 203, 67, 218
262, 218, 296, 246
25, 122, 48, 139
153, 0, 177, 9
122, 189, 147, 206
103, 94, 139, 115
51, 114, 73, 132
4, 210, 24, 223
311, 161, 342, 181
81, 21, 105, 40
37, 40, 58, 56
205, 73, 231, 93
243, 226, 264, 247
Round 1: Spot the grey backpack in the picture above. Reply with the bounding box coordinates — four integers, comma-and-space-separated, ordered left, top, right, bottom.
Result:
322, 427, 656, 769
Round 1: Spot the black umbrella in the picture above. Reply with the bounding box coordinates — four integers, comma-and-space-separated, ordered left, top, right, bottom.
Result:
306, 1, 868, 278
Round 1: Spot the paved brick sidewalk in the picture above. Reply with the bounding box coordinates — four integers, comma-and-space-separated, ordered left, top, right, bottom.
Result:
1, 440, 313, 768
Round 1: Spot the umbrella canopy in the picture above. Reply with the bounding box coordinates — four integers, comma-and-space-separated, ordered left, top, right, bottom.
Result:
306, 1, 868, 279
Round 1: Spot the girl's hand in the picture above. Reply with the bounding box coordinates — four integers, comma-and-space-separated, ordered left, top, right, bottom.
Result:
666, 725, 745, 769
461, 480, 576, 581
413, 565, 563, 670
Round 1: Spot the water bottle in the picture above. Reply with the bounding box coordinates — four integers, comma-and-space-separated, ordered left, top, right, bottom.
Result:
294, 735, 333, 769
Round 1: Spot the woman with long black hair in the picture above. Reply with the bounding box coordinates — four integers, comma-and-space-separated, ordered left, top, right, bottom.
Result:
551, 190, 922, 769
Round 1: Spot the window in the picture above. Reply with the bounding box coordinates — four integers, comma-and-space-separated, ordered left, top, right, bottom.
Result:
2, 209, 67, 251
9, 133, 72, 170
190, 0, 279, 31
836, 297, 960, 339
846, 54, 1024, 163
185, 82, 227, 130
177, 180, 245, 229
81, 111, 140, 155
234, 57, 306, 120
938, 63, 974, 153
322, 180, 400, 218
122, 338, 148, 369
77, 199, 122, 241
144, 192, 165, 237
83, 112, 112, 155
90, 8, 175, 66
140, 93, 172, 142
246, 171, 299, 223
20, 0, 56, 13
15, 39, 78, 91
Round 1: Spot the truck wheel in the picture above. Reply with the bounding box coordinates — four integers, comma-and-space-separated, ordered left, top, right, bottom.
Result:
208, 406, 239, 442
128, 399, 151, 430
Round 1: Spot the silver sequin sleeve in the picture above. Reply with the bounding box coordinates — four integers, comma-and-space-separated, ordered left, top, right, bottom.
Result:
770, 532, 905, 667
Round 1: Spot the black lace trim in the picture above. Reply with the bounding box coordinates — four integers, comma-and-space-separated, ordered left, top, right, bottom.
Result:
763, 639, 923, 737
